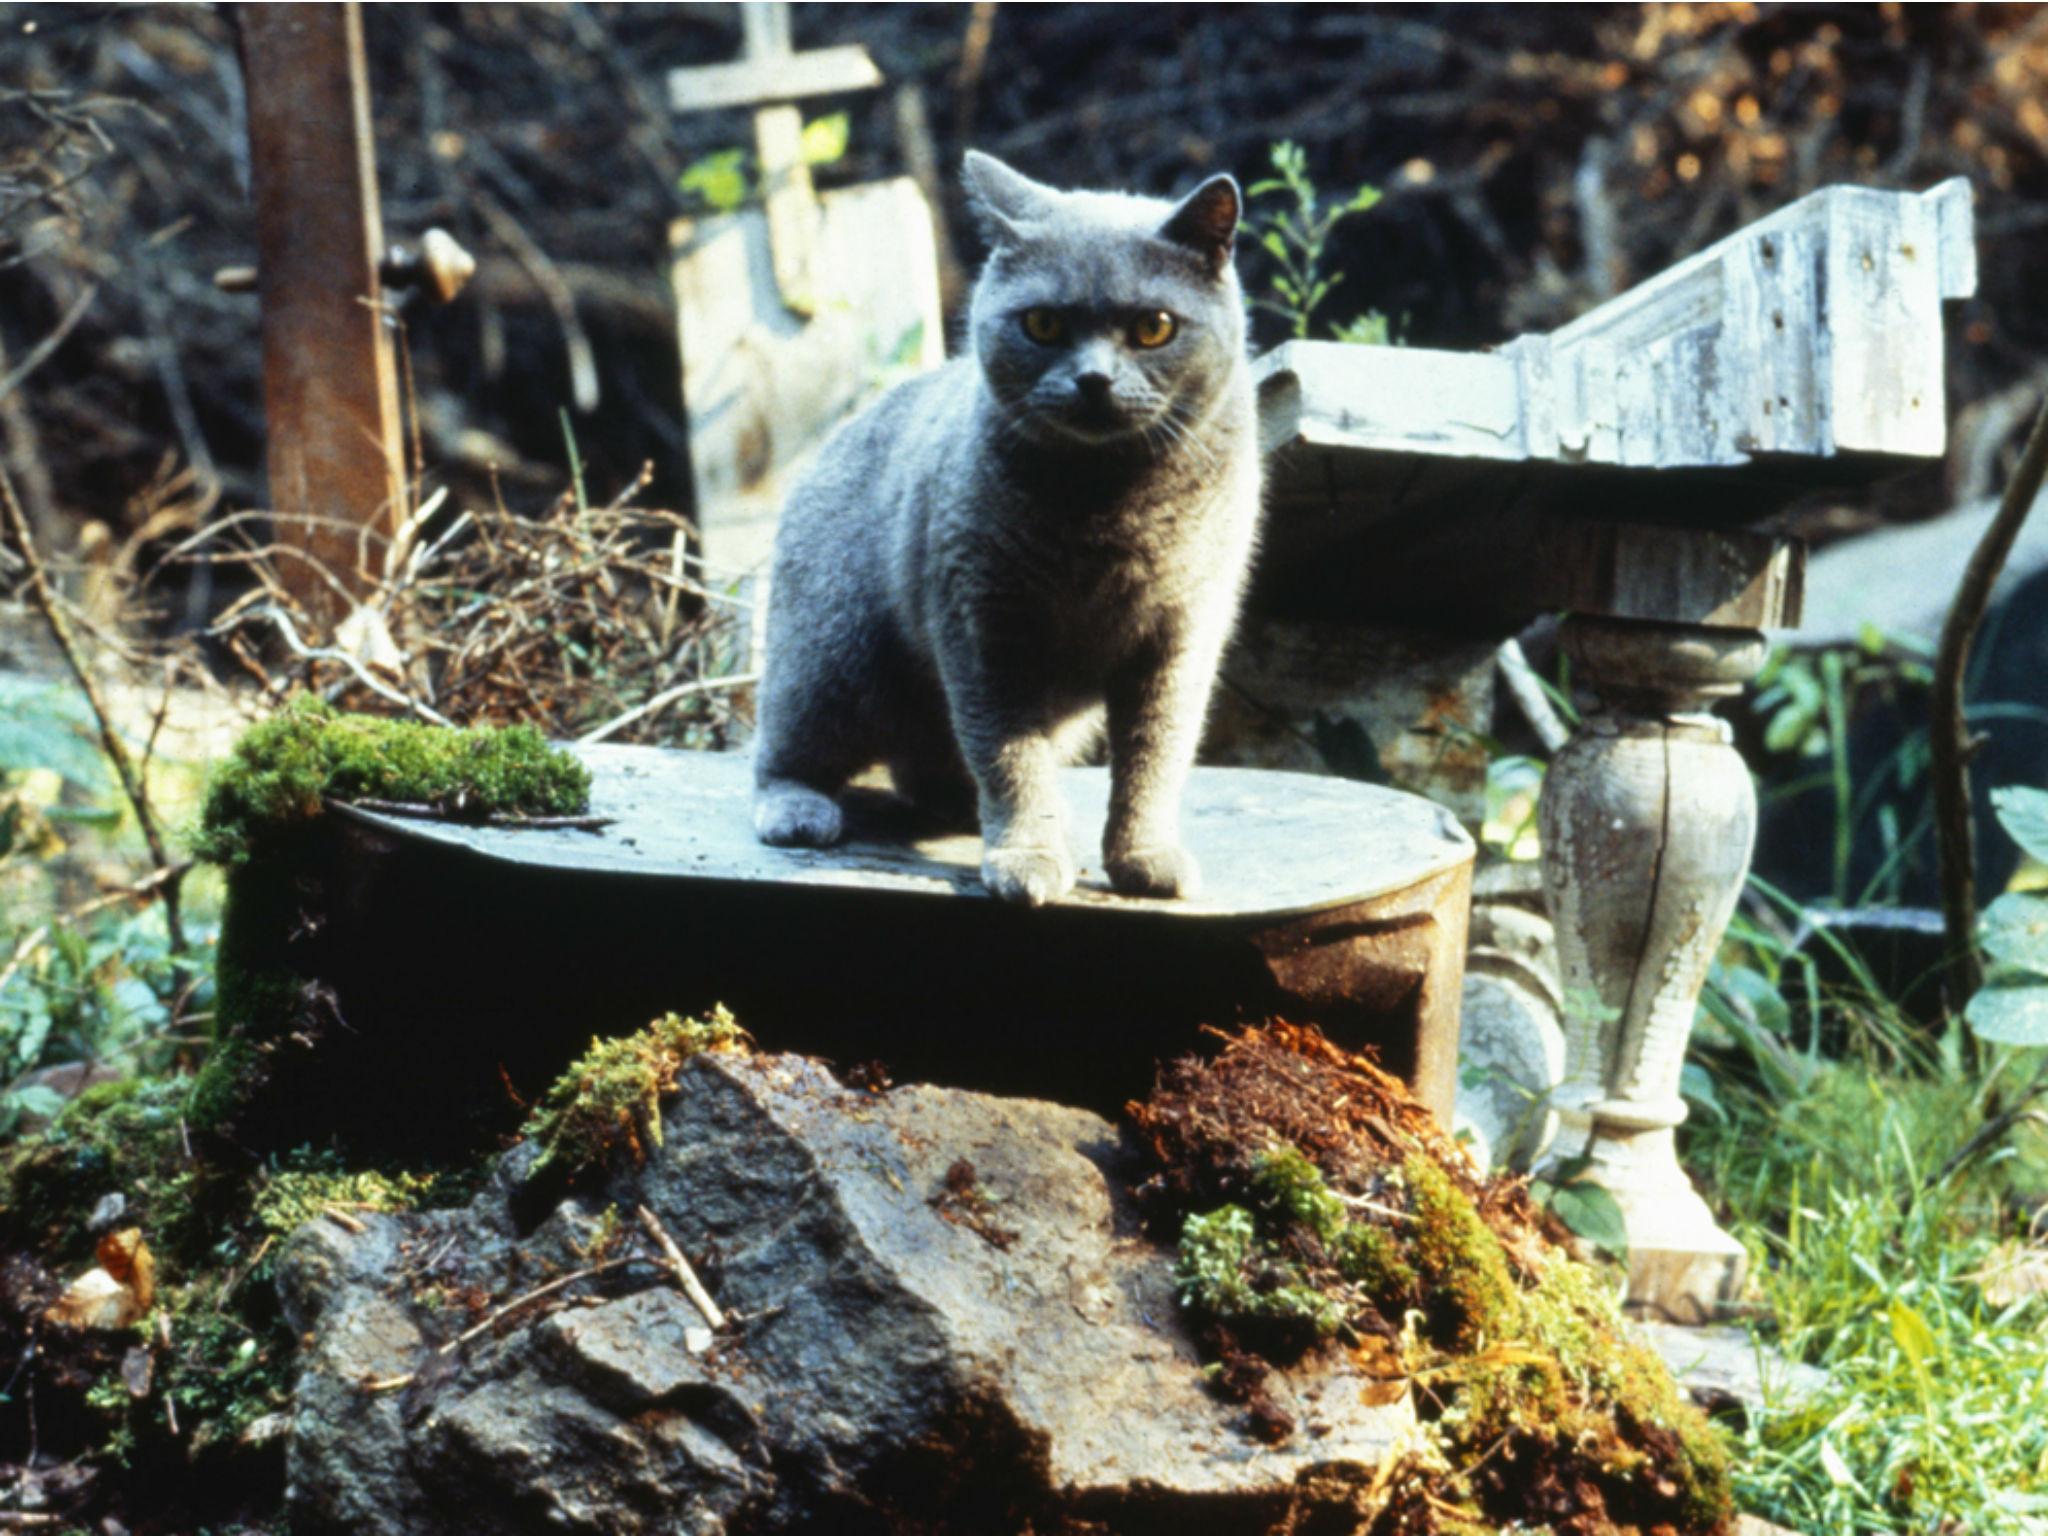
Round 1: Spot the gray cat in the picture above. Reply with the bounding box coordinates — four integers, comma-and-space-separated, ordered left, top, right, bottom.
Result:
751, 150, 1263, 907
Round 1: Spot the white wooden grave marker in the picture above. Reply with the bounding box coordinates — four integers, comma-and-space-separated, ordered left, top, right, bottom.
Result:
668, 2, 944, 637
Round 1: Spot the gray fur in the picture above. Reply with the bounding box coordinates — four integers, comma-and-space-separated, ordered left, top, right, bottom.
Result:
751, 150, 1263, 906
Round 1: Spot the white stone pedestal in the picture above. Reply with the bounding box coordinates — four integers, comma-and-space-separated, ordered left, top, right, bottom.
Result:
1538, 615, 1766, 1320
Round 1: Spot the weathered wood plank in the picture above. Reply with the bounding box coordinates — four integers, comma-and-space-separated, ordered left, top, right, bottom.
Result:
667, 43, 882, 114
1260, 177, 1976, 476
241, 2, 407, 624
1532, 519, 1805, 629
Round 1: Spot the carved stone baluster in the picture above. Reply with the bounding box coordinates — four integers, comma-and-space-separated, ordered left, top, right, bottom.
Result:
1533, 523, 1803, 1321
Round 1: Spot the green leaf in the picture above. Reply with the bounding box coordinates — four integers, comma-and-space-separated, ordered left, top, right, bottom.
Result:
1345, 185, 1384, 213
1889, 1296, 1933, 1371
1966, 981, 2048, 1046
799, 111, 850, 167
5, 1083, 66, 1122
1259, 230, 1289, 262
1245, 179, 1285, 198
1994, 786, 2048, 866
43, 804, 120, 827
1546, 1179, 1629, 1262
1889, 1296, 1936, 1411
1701, 962, 1811, 1100
1982, 892, 2048, 974
678, 147, 749, 213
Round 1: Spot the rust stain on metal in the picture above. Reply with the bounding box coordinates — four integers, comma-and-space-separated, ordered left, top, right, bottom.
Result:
242, 1, 407, 626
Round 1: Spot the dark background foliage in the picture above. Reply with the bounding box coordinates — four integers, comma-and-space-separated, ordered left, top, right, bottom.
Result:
4, 2, 2046, 600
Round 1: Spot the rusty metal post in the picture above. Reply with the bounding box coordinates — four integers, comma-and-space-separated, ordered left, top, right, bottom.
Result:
241, 1, 407, 628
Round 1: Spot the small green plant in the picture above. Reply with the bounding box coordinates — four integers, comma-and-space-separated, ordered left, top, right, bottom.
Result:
1688, 1054, 2048, 1533
522, 1006, 751, 1182
1245, 141, 1387, 341
677, 111, 851, 213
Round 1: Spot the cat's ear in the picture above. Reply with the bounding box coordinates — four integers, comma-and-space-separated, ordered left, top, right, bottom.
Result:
962, 150, 1058, 247
1160, 175, 1241, 275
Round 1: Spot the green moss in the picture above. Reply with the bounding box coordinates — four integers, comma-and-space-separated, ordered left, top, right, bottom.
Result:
1403, 1153, 1524, 1350
1332, 1219, 1416, 1297
154, 1289, 293, 1454
1248, 1142, 1348, 1242
523, 1006, 750, 1183
1174, 1201, 1349, 1338
1164, 1136, 1730, 1533
1, 1075, 477, 1492
192, 695, 590, 865
184, 1036, 260, 1135
3, 1078, 198, 1270
250, 1164, 450, 1236
1175, 1149, 1386, 1341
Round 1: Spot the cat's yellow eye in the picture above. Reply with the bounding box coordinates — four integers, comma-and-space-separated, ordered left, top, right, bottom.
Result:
1131, 311, 1177, 348
1022, 308, 1065, 344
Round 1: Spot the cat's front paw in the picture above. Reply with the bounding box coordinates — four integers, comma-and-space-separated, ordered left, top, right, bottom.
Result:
754, 782, 845, 847
981, 845, 1075, 907
1106, 844, 1202, 899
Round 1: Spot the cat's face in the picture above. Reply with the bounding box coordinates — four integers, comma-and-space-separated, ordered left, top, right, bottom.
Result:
963, 152, 1246, 451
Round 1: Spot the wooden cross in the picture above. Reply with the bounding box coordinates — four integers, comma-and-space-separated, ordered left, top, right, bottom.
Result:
663, 2, 943, 639
668, 2, 882, 313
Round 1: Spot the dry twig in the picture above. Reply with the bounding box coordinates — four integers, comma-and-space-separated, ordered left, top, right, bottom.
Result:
636, 1203, 726, 1331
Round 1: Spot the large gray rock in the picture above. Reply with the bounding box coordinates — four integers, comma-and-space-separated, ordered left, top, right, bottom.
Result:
279, 1053, 1413, 1534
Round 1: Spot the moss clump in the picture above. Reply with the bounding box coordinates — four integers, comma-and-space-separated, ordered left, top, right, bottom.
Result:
1177, 1202, 1349, 1339
1134, 1023, 1735, 1536
192, 695, 590, 865
1405, 1151, 1523, 1350
1176, 1146, 1410, 1343
250, 1164, 455, 1236
3, 1078, 196, 1269
522, 1006, 750, 1183
185, 700, 587, 1148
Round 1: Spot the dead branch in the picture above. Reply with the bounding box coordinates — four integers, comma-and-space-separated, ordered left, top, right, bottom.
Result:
362, 1254, 658, 1393
0, 280, 98, 401
221, 605, 454, 727
336, 798, 614, 831
577, 671, 759, 745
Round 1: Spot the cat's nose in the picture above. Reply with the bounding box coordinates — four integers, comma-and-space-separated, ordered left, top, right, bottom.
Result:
1074, 372, 1113, 405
